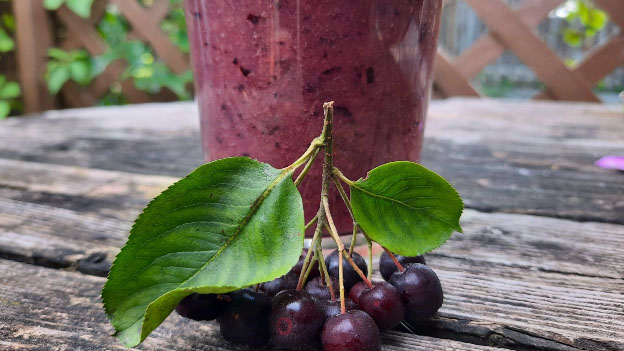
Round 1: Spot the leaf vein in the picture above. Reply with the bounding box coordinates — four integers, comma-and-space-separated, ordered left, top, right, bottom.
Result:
352, 185, 456, 228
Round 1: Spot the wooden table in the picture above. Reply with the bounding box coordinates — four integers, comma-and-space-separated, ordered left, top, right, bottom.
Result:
0, 98, 622, 351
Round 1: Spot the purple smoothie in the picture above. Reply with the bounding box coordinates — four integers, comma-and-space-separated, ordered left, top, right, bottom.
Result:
184, 0, 442, 234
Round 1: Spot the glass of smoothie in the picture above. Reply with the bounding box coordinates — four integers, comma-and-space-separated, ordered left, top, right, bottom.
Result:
184, 0, 443, 234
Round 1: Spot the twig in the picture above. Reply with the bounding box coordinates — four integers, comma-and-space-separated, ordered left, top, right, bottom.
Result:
383, 247, 405, 272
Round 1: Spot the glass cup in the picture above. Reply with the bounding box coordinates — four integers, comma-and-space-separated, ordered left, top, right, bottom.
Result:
184, 0, 443, 234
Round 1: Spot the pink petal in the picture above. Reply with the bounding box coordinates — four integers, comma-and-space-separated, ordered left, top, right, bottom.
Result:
595, 156, 624, 171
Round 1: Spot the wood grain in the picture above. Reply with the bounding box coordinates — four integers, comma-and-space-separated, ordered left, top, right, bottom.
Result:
404, 256, 624, 351
1, 99, 622, 223
423, 99, 624, 224
2, 157, 623, 280
2, 188, 623, 349
1, 100, 624, 350
0, 259, 500, 351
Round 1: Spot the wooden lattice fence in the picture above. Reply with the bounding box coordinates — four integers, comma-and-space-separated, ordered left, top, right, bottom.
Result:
434, 0, 624, 101
8, 0, 624, 114
12, 0, 190, 112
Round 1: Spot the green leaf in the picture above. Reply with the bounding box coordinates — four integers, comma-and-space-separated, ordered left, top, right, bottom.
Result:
563, 28, 583, 47
66, 0, 93, 18
584, 8, 608, 31
2, 13, 16, 32
350, 161, 463, 256
43, 0, 65, 10
102, 157, 305, 347
46, 66, 70, 94
69, 60, 91, 84
0, 81, 20, 99
48, 47, 72, 61
0, 100, 10, 119
0, 27, 14, 52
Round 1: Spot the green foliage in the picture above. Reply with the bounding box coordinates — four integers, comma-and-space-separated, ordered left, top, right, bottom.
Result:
561, 0, 609, 47
350, 162, 463, 256
45, 48, 93, 94
0, 10, 19, 119
94, 38, 193, 100
44, 0, 94, 18
102, 157, 305, 347
0, 8, 15, 54
161, 0, 189, 53
38, 0, 192, 103
0, 75, 21, 119
0, 26, 13, 52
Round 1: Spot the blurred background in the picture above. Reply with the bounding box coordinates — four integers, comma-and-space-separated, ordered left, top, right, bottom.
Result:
0, 0, 622, 119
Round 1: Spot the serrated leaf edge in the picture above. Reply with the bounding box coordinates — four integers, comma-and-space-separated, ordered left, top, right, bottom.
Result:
102, 157, 301, 347
353, 161, 463, 233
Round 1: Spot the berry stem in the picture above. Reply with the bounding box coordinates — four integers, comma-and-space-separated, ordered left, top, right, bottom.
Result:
318, 102, 346, 313
331, 171, 354, 219
332, 174, 375, 264
301, 253, 318, 285
365, 236, 373, 280
284, 136, 323, 173
338, 245, 345, 314
383, 247, 405, 272
342, 250, 373, 288
333, 167, 355, 186
304, 214, 318, 231
316, 245, 336, 301
297, 214, 323, 290
348, 222, 357, 256
323, 197, 344, 252
294, 147, 321, 186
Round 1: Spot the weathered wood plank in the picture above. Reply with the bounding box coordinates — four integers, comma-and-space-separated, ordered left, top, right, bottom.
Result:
2, 185, 624, 350
0, 259, 500, 351
0, 158, 175, 222
2, 159, 624, 281
423, 99, 624, 224
0, 102, 203, 176
400, 258, 624, 351
0, 99, 622, 223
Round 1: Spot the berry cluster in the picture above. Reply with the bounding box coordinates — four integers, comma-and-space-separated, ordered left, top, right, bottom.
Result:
175, 249, 443, 350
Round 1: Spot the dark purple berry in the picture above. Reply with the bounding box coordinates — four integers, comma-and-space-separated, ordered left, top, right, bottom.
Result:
269, 290, 324, 349
358, 281, 405, 330
316, 298, 358, 320
260, 271, 298, 297
175, 293, 226, 321
348, 281, 370, 305
292, 252, 320, 278
325, 250, 367, 292
379, 251, 426, 281
321, 310, 381, 351
304, 276, 338, 301
389, 263, 443, 323
217, 290, 271, 347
